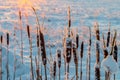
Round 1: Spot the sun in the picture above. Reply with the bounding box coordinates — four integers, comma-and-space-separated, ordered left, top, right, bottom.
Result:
18, 0, 32, 9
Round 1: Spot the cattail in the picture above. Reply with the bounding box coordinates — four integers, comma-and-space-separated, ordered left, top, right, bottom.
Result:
7, 33, 9, 45
76, 34, 79, 49
73, 42, 78, 80
80, 41, 84, 80
86, 27, 92, 80
27, 26, 34, 80
102, 34, 108, 80
94, 22, 100, 80
113, 41, 118, 80
65, 7, 72, 80
102, 34, 108, 58
19, 10, 24, 64
106, 26, 110, 47
27, 25, 30, 38
53, 61, 56, 80
19, 10, 22, 20
6, 33, 10, 80
39, 30, 47, 80
37, 27, 39, 47
57, 49, 61, 80
0, 35, 3, 80
68, 6, 71, 28
0, 35, 3, 43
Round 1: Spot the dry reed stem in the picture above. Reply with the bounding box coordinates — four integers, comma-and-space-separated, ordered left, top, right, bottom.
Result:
19, 10, 24, 64
0, 35, 3, 80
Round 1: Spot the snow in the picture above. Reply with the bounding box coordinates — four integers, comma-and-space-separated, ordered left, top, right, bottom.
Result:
0, 0, 120, 80
101, 55, 119, 74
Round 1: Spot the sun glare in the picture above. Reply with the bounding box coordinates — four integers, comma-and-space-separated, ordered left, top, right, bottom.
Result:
18, 0, 32, 9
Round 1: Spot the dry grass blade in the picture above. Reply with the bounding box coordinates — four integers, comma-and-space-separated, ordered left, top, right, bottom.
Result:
19, 10, 24, 64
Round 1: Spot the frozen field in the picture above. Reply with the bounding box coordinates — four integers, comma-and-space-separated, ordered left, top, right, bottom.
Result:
0, 0, 120, 80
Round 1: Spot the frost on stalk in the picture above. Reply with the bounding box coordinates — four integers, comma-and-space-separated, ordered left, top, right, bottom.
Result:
101, 55, 119, 74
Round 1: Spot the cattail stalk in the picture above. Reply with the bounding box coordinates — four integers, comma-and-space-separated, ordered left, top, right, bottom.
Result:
102, 34, 108, 80
27, 25, 34, 80
113, 41, 118, 80
39, 30, 47, 80
73, 43, 78, 80
6, 33, 10, 80
0, 35, 3, 80
86, 27, 92, 80
94, 23, 100, 80
13, 28, 17, 80
65, 6, 72, 80
57, 49, 61, 80
19, 10, 24, 64
80, 41, 84, 80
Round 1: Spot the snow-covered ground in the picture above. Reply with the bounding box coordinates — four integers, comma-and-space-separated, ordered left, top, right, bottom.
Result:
0, 0, 120, 80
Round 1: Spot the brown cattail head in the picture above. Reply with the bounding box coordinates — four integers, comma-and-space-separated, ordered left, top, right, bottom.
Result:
66, 37, 72, 63
110, 30, 117, 55
37, 27, 39, 47
94, 22, 100, 41
40, 31, 47, 65
7, 33, 9, 45
53, 60, 56, 77
57, 49, 61, 68
76, 34, 79, 48
113, 41, 118, 62
19, 11, 21, 20
27, 25, 30, 38
68, 6, 71, 28
0, 35, 3, 43
73, 43, 78, 64
89, 27, 91, 46
106, 26, 110, 47
80, 41, 84, 58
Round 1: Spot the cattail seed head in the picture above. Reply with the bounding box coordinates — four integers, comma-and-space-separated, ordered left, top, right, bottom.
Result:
76, 34, 79, 48
68, 6, 71, 28
53, 60, 56, 77
0, 35, 3, 43
40, 31, 47, 65
73, 42, 78, 64
57, 49, 61, 68
27, 25, 30, 38
66, 37, 72, 63
113, 41, 118, 62
7, 33, 9, 45
80, 41, 84, 58
19, 11, 21, 20
37, 27, 39, 47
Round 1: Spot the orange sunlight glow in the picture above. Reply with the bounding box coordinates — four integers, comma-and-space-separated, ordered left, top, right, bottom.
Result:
18, 0, 46, 9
